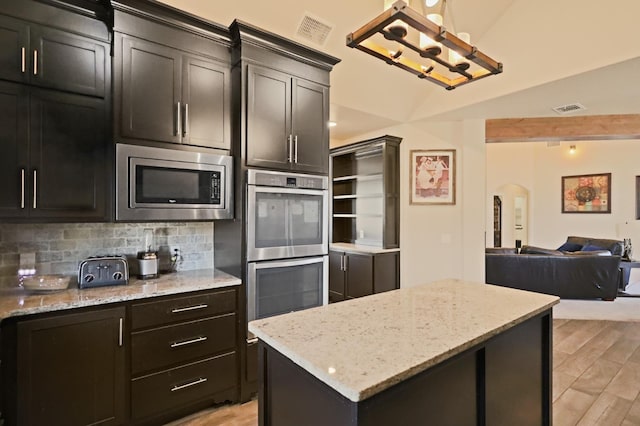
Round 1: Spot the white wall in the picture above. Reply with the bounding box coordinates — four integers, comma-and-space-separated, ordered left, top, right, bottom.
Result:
487, 139, 640, 250
334, 120, 486, 288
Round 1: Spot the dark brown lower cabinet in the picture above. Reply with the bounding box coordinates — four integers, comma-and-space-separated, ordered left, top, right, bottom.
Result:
0, 287, 240, 426
258, 311, 552, 426
2, 306, 126, 426
329, 250, 400, 303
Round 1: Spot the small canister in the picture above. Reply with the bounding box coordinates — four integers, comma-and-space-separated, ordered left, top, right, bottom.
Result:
137, 251, 158, 279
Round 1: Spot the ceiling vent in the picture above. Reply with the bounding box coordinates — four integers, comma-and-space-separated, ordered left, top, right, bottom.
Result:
552, 103, 587, 115
296, 12, 333, 46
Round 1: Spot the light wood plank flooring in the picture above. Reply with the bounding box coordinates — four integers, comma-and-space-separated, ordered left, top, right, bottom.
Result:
168, 320, 640, 426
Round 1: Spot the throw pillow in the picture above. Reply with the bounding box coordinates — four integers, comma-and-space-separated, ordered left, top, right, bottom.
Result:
557, 242, 583, 252
582, 244, 606, 252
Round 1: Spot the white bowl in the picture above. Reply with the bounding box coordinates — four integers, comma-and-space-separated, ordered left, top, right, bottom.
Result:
22, 275, 71, 292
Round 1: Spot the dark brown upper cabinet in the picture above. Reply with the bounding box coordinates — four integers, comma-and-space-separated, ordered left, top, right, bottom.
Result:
117, 35, 230, 150
0, 81, 108, 221
0, 3, 110, 223
230, 20, 340, 175
246, 64, 329, 174
113, 6, 232, 151
0, 14, 107, 98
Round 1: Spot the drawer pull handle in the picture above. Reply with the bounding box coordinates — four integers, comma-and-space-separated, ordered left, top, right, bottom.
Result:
170, 336, 207, 348
171, 304, 208, 313
171, 377, 207, 392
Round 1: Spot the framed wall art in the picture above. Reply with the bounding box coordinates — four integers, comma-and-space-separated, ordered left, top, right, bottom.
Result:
561, 173, 611, 213
410, 149, 456, 205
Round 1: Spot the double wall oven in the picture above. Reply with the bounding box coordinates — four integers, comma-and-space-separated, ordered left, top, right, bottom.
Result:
245, 170, 328, 324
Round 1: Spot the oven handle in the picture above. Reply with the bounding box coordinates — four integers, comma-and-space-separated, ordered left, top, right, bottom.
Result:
249, 185, 328, 196
250, 255, 327, 270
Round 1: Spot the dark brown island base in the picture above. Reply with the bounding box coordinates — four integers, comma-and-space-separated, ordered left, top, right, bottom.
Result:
249, 279, 559, 426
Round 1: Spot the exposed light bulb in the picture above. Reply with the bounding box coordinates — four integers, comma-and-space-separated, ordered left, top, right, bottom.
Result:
419, 13, 443, 51
328, 121, 337, 128
426, 0, 440, 6
569, 145, 576, 154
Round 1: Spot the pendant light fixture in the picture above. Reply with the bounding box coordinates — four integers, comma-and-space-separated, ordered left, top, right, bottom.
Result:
346, 0, 503, 90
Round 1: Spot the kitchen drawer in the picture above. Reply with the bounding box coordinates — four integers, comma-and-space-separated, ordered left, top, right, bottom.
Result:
131, 289, 236, 330
131, 313, 236, 376
131, 352, 237, 421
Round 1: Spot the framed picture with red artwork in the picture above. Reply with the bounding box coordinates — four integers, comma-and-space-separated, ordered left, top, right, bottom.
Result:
410, 149, 456, 205
561, 173, 611, 213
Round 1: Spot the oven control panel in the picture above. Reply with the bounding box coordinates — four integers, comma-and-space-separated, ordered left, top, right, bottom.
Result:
248, 170, 328, 190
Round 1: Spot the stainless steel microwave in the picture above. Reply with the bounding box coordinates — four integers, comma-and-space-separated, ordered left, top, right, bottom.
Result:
115, 143, 233, 221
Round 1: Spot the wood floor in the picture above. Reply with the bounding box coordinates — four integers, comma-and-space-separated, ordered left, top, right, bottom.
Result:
167, 319, 640, 426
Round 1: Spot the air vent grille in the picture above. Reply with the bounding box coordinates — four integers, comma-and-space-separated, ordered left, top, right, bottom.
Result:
552, 103, 587, 115
296, 13, 333, 46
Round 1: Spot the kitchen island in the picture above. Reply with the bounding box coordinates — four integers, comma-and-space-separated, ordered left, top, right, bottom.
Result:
249, 279, 559, 426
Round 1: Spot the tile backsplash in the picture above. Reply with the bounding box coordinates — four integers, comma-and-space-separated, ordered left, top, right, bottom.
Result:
0, 222, 214, 288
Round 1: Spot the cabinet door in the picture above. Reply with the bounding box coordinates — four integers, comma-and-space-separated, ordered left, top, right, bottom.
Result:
291, 78, 329, 174
119, 35, 181, 143
16, 306, 126, 426
345, 253, 373, 299
31, 26, 106, 97
373, 252, 400, 294
0, 15, 29, 84
29, 88, 107, 219
0, 81, 28, 218
246, 64, 292, 170
182, 56, 230, 150
329, 251, 345, 303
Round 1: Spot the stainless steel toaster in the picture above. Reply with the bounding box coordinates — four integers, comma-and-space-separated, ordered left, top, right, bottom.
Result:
78, 256, 129, 289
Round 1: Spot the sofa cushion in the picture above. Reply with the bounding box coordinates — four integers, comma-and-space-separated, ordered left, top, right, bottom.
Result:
557, 242, 583, 252
582, 244, 607, 252
520, 245, 563, 255
566, 236, 624, 256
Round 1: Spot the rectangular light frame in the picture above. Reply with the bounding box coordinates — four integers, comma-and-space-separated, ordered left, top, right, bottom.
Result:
346, 0, 503, 90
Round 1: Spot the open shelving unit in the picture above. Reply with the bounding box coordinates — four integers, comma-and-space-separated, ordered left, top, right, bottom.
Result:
330, 135, 401, 249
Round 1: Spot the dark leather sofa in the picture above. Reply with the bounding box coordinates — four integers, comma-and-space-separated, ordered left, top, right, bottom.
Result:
485, 236, 623, 300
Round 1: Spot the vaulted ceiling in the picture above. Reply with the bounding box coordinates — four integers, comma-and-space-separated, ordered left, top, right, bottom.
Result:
158, 0, 640, 141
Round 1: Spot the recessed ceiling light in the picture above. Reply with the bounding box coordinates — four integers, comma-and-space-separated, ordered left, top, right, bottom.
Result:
426, 0, 440, 6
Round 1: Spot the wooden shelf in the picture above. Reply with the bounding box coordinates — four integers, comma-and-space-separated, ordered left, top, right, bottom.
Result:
333, 213, 383, 218
333, 194, 383, 200
333, 174, 383, 182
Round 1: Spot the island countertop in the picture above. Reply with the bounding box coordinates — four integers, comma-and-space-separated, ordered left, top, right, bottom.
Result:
249, 279, 559, 402
0, 268, 241, 320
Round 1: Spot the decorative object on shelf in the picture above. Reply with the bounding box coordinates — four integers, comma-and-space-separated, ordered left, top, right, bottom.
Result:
623, 238, 633, 261
346, 0, 502, 90
410, 149, 456, 205
561, 173, 611, 213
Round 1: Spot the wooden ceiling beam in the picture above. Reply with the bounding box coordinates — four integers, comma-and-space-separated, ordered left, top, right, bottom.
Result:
485, 114, 640, 143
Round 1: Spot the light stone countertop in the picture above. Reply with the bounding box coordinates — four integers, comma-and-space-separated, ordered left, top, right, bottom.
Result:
330, 242, 401, 254
249, 279, 559, 402
0, 269, 240, 321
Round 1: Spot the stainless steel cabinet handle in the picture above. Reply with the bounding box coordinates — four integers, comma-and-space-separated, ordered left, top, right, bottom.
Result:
287, 135, 293, 163
171, 303, 208, 313
170, 336, 207, 348
20, 168, 25, 209
32, 170, 37, 209
21, 47, 25, 73
183, 103, 189, 137
340, 255, 344, 271
33, 50, 37, 75
171, 377, 207, 392
294, 135, 298, 163
175, 101, 181, 136
118, 318, 123, 347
